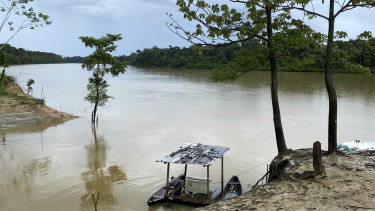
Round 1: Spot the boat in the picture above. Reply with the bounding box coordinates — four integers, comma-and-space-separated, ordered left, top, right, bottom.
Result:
147, 186, 166, 206
147, 143, 231, 206
222, 175, 242, 200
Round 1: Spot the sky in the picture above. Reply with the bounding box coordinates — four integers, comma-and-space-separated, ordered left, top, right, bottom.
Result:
1, 0, 374, 57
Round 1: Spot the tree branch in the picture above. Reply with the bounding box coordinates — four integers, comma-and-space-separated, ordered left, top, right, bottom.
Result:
0, 5, 14, 33
167, 13, 268, 48
229, 0, 247, 4
335, 3, 375, 17
286, 6, 329, 20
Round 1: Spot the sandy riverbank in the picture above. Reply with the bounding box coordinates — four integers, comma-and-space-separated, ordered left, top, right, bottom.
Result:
0, 80, 77, 131
201, 149, 375, 210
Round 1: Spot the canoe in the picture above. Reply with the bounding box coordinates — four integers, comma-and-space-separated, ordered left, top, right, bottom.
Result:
222, 175, 242, 200
147, 186, 166, 206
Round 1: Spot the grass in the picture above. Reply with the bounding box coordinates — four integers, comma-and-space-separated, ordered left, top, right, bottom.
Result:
0, 73, 10, 95
1, 91, 41, 106
0, 78, 8, 95
0, 74, 42, 106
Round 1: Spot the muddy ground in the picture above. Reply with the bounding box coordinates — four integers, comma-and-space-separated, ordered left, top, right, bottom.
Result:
0, 80, 77, 130
201, 149, 375, 210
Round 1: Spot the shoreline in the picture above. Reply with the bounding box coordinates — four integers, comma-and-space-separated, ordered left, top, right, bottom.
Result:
127, 64, 375, 74
0, 79, 77, 131
200, 149, 375, 210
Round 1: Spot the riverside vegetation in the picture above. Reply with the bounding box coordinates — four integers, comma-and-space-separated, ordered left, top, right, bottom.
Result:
2, 38, 374, 74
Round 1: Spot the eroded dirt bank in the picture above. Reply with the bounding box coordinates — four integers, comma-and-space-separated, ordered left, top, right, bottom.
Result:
201, 149, 375, 210
0, 80, 77, 130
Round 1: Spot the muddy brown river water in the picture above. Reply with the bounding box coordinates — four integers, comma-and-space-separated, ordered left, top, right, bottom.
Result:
1, 64, 374, 210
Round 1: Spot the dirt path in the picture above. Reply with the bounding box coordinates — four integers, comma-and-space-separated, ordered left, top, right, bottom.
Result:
201, 149, 375, 210
0, 80, 77, 131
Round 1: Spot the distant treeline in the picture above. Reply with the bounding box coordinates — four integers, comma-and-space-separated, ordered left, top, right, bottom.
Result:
121, 39, 375, 73
65, 56, 87, 63
1, 40, 374, 73
2, 44, 65, 64
1, 44, 89, 65
121, 42, 255, 69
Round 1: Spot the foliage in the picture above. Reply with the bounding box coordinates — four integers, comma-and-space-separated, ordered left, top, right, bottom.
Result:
0, 73, 12, 94
211, 66, 238, 82
122, 43, 246, 69
0, 80, 7, 94
84, 76, 112, 107
80, 34, 127, 77
0, 50, 9, 68
79, 34, 127, 123
123, 39, 375, 73
1, 43, 65, 64
64, 56, 87, 63
26, 78, 34, 94
0, 0, 51, 50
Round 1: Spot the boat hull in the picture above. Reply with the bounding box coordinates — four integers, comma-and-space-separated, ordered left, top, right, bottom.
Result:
222, 175, 242, 200
147, 186, 166, 206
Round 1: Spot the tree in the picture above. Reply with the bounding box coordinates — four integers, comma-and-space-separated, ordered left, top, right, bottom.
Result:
0, 0, 51, 81
0, 0, 51, 50
168, 0, 321, 154
79, 34, 127, 124
26, 78, 34, 94
356, 31, 375, 70
290, 0, 375, 153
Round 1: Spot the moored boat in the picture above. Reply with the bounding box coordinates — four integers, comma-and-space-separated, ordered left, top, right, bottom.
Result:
147, 143, 230, 206
222, 175, 242, 200
147, 186, 166, 206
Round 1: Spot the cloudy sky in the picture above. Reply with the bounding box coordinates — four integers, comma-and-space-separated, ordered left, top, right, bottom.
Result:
1, 0, 374, 57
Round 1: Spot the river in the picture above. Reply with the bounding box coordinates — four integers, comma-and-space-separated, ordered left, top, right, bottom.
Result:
1, 64, 374, 210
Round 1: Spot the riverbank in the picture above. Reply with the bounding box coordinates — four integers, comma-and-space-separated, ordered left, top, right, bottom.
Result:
128, 64, 375, 74
0, 78, 77, 130
201, 149, 375, 210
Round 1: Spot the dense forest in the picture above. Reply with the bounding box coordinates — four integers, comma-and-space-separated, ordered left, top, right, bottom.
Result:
1, 39, 374, 74
65, 56, 87, 63
1, 44, 88, 65
2, 44, 65, 64
120, 44, 243, 69
121, 39, 375, 73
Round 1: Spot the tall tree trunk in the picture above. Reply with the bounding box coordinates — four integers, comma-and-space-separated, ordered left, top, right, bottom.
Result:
92, 73, 99, 124
326, 0, 337, 153
266, 6, 287, 154
92, 67, 100, 124
92, 101, 98, 124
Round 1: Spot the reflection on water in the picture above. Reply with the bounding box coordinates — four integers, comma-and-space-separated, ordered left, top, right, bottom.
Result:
15, 157, 51, 194
0, 153, 51, 194
1, 133, 5, 145
80, 126, 127, 210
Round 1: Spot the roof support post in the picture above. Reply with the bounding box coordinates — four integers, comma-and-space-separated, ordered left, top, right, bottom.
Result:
221, 156, 224, 198
184, 164, 188, 184
207, 165, 210, 199
165, 162, 170, 197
